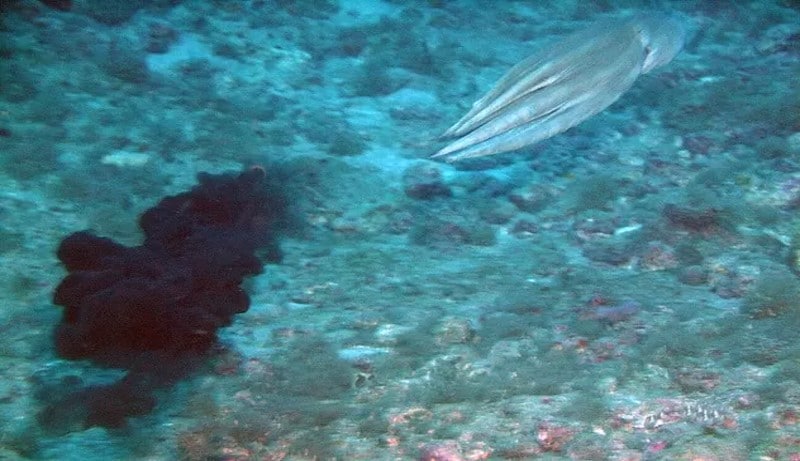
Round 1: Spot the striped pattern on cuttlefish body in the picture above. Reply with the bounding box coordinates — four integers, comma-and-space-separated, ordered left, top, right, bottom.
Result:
433, 13, 686, 162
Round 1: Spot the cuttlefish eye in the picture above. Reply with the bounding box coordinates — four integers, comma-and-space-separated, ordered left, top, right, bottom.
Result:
636, 13, 686, 74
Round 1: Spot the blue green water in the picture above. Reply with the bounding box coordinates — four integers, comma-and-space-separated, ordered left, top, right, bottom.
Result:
1, 1, 799, 459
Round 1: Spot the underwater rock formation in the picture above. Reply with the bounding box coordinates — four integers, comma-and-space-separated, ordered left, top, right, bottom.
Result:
37, 0, 71, 11
434, 13, 685, 161
41, 168, 286, 430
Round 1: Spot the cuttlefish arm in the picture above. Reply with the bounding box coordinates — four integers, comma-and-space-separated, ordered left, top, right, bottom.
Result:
433, 13, 685, 162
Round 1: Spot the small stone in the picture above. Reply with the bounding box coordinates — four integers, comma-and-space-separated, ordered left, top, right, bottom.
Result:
663, 204, 719, 232
508, 185, 553, 212
511, 219, 539, 237
419, 442, 465, 461
677, 265, 709, 285
639, 243, 679, 271
402, 163, 451, 200
435, 317, 475, 345
682, 133, 715, 155
582, 240, 633, 266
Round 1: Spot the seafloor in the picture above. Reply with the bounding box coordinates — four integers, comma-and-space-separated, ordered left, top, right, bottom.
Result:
1, 0, 800, 460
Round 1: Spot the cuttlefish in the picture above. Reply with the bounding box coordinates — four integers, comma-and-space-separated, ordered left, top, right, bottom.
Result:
433, 13, 686, 161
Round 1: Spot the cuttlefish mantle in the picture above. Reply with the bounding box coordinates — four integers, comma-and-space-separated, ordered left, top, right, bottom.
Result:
433, 13, 686, 162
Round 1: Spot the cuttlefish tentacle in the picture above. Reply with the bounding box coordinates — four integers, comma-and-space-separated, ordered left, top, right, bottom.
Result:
434, 13, 685, 162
